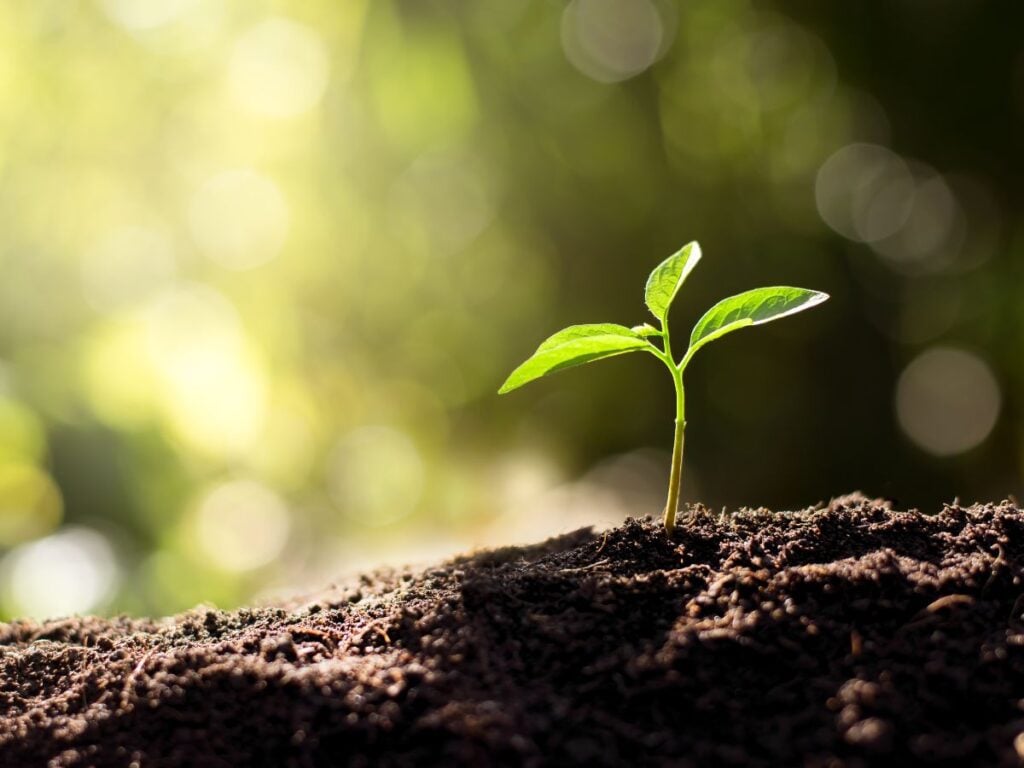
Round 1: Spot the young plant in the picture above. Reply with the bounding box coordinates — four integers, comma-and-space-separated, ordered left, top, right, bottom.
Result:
498, 241, 828, 535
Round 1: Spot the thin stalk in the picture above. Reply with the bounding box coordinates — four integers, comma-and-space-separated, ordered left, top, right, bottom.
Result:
664, 368, 685, 535
658, 319, 686, 535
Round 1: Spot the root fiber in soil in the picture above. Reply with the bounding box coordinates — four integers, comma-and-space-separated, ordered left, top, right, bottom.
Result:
3, 494, 1024, 766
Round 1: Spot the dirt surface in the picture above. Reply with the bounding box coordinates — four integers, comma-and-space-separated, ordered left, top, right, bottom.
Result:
3, 494, 1024, 767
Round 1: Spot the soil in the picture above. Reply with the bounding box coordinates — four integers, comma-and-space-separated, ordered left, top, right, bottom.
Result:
3, 494, 1024, 767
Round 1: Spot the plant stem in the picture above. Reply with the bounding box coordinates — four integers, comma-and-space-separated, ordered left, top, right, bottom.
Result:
664, 368, 685, 535
658, 319, 686, 536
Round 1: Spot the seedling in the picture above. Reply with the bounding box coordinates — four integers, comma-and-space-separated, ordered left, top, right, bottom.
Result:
498, 241, 828, 535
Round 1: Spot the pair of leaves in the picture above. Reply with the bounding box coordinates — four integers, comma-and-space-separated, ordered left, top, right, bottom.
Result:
498, 242, 828, 394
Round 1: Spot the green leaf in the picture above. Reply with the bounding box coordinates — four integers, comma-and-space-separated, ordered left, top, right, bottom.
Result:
498, 325, 650, 394
644, 241, 702, 320
684, 286, 829, 366
536, 323, 641, 351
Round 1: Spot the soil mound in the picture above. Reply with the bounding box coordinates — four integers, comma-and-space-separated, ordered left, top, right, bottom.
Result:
3, 494, 1024, 766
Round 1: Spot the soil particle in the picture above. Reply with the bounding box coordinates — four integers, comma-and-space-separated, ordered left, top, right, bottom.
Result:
4, 494, 1024, 766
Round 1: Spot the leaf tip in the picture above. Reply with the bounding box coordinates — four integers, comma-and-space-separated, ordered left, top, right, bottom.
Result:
644, 240, 704, 320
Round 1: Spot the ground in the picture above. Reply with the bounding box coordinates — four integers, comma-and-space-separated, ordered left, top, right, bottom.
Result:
3, 494, 1024, 767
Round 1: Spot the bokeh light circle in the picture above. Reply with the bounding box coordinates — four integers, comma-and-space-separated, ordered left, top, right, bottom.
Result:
145, 285, 268, 457
194, 480, 291, 572
895, 347, 1001, 457
815, 143, 914, 243
188, 169, 290, 271
227, 17, 330, 119
98, 0, 200, 32
561, 0, 665, 83
1, 527, 118, 619
870, 169, 966, 274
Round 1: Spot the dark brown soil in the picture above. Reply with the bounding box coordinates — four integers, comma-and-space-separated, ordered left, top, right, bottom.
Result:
4, 494, 1024, 767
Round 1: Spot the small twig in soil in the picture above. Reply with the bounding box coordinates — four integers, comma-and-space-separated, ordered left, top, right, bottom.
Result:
350, 620, 392, 647
924, 594, 976, 613
850, 629, 863, 657
901, 594, 975, 632
983, 542, 1009, 595
559, 558, 611, 574
289, 626, 337, 650
120, 648, 157, 705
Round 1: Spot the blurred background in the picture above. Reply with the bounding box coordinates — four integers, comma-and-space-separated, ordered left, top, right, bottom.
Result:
0, 0, 1020, 619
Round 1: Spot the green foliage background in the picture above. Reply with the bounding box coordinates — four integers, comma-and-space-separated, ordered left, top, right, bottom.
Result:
0, 0, 1020, 618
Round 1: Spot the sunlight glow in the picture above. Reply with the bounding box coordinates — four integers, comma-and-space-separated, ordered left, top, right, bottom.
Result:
145, 285, 268, 457
81, 226, 177, 312
0, 398, 46, 466
490, 450, 665, 546
327, 426, 424, 526
98, 0, 201, 31
194, 479, 291, 572
2, 527, 118, 619
227, 17, 330, 119
82, 320, 158, 429
390, 150, 495, 255
188, 169, 290, 271
0, 463, 63, 547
